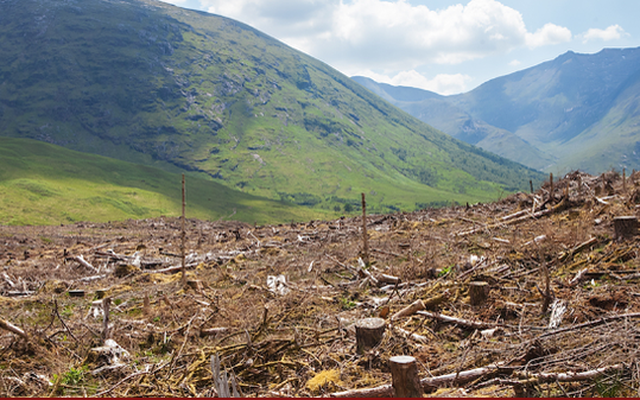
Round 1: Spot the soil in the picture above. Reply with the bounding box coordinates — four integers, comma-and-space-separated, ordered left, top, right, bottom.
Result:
2, 170, 640, 397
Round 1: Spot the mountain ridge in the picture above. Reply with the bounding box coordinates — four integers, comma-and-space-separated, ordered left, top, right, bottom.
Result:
353, 46, 640, 174
0, 0, 543, 218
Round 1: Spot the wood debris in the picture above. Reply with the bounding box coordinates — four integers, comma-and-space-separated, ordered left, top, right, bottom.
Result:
1, 170, 640, 397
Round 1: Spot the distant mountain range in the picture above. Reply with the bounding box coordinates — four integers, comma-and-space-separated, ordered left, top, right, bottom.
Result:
353, 47, 640, 174
0, 0, 542, 221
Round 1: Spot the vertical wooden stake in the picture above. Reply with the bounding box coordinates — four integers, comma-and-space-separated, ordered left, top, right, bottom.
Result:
181, 174, 186, 287
390, 356, 423, 397
361, 193, 369, 266
102, 297, 111, 342
143, 295, 150, 317
549, 173, 554, 201
529, 180, 533, 194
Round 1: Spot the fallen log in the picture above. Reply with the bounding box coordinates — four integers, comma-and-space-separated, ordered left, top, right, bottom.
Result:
515, 364, 624, 383
72, 255, 98, 273
331, 362, 509, 397
391, 300, 425, 321
416, 310, 493, 330
456, 198, 569, 237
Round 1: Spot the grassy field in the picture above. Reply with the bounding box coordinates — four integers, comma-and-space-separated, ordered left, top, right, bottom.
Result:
0, 138, 330, 225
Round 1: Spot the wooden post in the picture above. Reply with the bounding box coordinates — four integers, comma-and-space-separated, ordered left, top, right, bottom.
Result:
468, 281, 489, 306
361, 193, 369, 266
614, 216, 638, 241
355, 317, 386, 353
529, 180, 534, 194
549, 173, 554, 201
181, 174, 186, 287
102, 297, 111, 342
143, 295, 150, 317
389, 356, 423, 398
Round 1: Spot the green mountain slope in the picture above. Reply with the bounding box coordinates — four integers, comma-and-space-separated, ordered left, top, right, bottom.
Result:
354, 48, 640, 175
352, 76, 556, 170
448, 47, 640, 173
0, 137, 325, 225
0, 0, 543, 216
552, 70, 640, 173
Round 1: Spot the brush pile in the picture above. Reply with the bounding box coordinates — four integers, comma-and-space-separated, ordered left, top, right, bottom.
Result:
2, 170, 640, 397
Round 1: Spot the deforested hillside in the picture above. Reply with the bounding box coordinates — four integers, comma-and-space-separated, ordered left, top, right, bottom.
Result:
2, 170, 640, 397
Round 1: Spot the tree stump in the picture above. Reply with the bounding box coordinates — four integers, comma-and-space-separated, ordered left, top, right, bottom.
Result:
389, 355, 423, 398
614, 216, 638, 241
355, 317, 386, 353
469, 281, 489, 306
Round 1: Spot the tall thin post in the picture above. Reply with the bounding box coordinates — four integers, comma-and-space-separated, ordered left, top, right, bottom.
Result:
529, 179, 534, 194
102, 297, 111, 342
549, 173, 554, 201
181, 174, 186, 287
361, 193, 369, 266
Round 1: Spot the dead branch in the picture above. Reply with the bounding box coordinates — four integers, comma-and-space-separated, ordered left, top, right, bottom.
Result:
331, 362, 509, 397
515, 364, 624, 383
391, 299, 425, 321
538, 312, 640, 339
0, 317, 27, 340
71, 254, 98, 273
416, 310, 494, 330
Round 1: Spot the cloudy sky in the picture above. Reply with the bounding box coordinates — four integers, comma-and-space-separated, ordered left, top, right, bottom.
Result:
161, 0, 640, 95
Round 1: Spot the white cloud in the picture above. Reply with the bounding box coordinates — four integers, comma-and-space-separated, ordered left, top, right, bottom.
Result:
582, 25, 627, 43
525, 23, 572, 48
193, 0, 571, 72
509, 59, 521, 67
355, 69, 472, 95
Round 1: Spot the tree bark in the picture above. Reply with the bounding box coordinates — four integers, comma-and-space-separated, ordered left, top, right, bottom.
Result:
355, 317, 386, 353
390, 356, 423, 397
614, 216, 637, 241
469, 281, 489, 306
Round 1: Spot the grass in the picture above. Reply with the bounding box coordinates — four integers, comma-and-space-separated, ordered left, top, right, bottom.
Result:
0, 138, 330, 225
0, 0, 545, 221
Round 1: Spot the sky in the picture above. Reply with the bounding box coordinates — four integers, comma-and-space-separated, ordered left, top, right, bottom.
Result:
160, 0, 640, 95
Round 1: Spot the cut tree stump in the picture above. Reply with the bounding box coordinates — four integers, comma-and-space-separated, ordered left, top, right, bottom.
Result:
389, 356, 423, 398
469, 281, 489, 306
614, 216, 638, 241
355, 317, 386, 353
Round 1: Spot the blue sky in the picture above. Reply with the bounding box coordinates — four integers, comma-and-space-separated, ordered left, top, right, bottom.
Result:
160, 0, 640, 95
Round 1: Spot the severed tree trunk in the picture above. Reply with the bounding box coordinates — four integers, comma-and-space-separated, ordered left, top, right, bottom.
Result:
468, 281, 489, 306
614, 216, 637, 241
389, 356, 422, 397
355, 317, 386, 353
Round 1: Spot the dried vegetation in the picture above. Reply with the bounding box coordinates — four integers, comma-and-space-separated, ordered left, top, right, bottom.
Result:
2, 170, 640, 397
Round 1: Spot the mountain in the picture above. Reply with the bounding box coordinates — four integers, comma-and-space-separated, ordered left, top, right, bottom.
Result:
352, 76, 556, 170
0, 137, 323, 225
0, 0, 543, 218
450, 47, 640, 174
353, 47, 640, 175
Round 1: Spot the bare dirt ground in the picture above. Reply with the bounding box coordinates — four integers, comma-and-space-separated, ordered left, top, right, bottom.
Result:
2, 170, 640, 397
